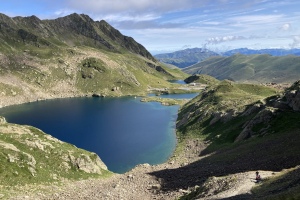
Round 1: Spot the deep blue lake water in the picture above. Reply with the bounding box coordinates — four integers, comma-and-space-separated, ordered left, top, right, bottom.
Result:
0, 97, 179, 173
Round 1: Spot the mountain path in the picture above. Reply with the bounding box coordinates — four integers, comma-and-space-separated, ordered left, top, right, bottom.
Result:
8, 139, 279, 200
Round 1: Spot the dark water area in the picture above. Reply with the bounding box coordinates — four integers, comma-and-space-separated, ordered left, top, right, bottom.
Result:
0, 97, 179, 173
168, 80, 186, 84
148, 93, 199, 99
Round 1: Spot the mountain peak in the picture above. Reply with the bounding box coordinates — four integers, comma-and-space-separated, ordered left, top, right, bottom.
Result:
0, 12, 156, 62
154, 48, 219, 68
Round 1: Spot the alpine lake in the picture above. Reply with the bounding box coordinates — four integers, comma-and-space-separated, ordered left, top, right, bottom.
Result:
0, 92, 198, 173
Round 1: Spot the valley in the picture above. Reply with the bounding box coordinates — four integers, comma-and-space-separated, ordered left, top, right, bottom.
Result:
0, 12, 300, 200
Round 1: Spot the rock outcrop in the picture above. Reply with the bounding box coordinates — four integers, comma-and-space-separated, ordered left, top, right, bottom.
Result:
0, 117, 109, 186
284, 80, 300, 111
235, 80, 300, 141
178, 80, 300, 143
235, 107, 276, 142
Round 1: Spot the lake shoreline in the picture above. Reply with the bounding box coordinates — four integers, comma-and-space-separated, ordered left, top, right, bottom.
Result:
0, 91, 147, 109
0, 89, 208, 199
0, 95, 181, 173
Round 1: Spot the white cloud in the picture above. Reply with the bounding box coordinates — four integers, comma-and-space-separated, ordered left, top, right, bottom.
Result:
64, 0, 196, 15
290, 35, 300, 48
62, 0, 255, 23
229, 14, 284, 25
99, 13, 160, 22
43, 0, 300, 51
206, 35, 246, 44
280, 23, 291, 31
54, 9, 74, 17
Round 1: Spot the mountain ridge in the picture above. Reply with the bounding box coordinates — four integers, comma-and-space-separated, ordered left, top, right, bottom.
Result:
154, 47, 219, 68
183, 54, 300, 84
155, 47, 300, 69
223, 47, 300, 56
0, 12, 186, 107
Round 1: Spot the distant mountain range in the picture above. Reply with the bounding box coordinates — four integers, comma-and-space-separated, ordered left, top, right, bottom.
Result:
183, 54, 300, 84
222, 48, 300, 56
154, 48, 219, 68
156, 47, 300, 68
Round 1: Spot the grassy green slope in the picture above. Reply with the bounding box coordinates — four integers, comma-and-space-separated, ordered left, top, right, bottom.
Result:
183, 54, 300, 83
176, 80, 300, 199
0, 13, 187, 106
0, 117, 112, 198
184, 74, 220, 85
177, 80, 279, 141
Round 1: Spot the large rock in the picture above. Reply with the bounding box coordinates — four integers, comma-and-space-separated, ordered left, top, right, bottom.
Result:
69, 153, 108, 174
235, 108, 276, 142
285, 90, 300, 111
0, 116, 6, 124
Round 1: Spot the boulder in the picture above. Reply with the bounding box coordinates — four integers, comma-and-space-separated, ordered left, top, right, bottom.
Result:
69, 153, 107, 174
235, 108, 276, 142
0, 116, 6, 124
285, 90, 300, 111
92, 93, 101, 97
284, 80, 300, 111
111, 86, 120, 91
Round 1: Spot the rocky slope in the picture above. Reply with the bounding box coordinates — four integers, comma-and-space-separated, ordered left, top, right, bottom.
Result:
0, 13, 185, 108
0, 116, 111, 199
175, 79, 300, 199
3, 79, 299, 200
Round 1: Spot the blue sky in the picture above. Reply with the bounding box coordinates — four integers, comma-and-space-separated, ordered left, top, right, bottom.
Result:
1, 0, 300, 54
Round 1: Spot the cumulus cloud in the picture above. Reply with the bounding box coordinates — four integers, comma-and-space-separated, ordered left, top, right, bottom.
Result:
206, 35, 246, 44
279, 23, 291, 31
289, 35, 300, 48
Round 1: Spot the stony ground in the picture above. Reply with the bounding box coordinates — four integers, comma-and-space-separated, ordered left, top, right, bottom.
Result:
5, 139, 280, 200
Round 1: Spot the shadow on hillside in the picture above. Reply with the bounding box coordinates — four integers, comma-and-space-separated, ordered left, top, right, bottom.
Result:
149, 130, 300, 198
222, 167, 300, 200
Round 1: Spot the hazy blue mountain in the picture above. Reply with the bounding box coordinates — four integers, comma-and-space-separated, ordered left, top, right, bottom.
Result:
223, 48, 300, 56
154, 48, 219, 68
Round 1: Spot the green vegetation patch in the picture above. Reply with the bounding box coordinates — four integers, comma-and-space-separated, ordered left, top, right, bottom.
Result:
0, 83, 23, 96
80, 57, 107, 73
141, 96, 187, 106
183, 54, 300, 84
177, 81, 280, 149
0, 122, 111, 189
251, 166, 300, 200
